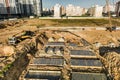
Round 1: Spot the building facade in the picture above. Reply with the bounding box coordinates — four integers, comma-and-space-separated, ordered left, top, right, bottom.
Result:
66, 4, 83, 16
0, 0, 8, 14
88, 5, 103, 17
94, 5, 103, 17
0, 0, 43, 17
82, 8, 88, 15
61, 6, 66, 16
54, 4, 62, 17
88, 6, 94, 16
0, 0, 19, 15
33, 0, 43, 16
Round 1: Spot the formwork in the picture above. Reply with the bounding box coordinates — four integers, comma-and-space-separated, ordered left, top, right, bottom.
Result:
71, 72, 107, 80
71, 58, 102, 67
24, 70, 61, 80
70, 49, 108, 80
32, 57, 64, 66
23, 41, 108, 80
70, 50, 95, 56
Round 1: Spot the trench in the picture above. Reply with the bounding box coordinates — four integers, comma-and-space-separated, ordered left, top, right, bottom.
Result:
3, 52, 30, 80
1, 30, 119, 80
1, 39, 36, 80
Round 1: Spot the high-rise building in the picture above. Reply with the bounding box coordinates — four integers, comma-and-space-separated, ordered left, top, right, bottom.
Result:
61, 6, 66, 16
66, 4, 83, 16
0, 0, 43, 17
0, 0, 8, 14
94, 5, 103, 17
54, 4, 62, 17
66, 4, 74, 16
33, 0, 43, 16
88, 5, 103, 17
82, 8, 88, 15
20, 0, 34, 16
9, 0, 19, 14
0, 0, 19, 15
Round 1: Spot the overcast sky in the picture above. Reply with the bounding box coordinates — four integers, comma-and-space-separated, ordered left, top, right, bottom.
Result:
43, 0, 118, 8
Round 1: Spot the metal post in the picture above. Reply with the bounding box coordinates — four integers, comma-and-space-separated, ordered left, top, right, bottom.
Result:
106, 0, 112, 28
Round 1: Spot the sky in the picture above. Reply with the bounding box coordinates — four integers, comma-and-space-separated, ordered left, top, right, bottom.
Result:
43, 0, 118, 9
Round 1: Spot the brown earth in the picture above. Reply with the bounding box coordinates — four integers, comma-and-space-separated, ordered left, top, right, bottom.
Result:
0, 19, 120, 80
0, 45, 15, 56
74, 30, 120, 45
0, 19, 120, 56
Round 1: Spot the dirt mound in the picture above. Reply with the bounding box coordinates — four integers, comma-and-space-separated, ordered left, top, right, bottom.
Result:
0, 20, 26, 30
0, 45, 15, 56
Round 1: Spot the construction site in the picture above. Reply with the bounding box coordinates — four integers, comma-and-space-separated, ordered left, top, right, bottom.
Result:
0, 0, 120, 80
0, 17, 119, 80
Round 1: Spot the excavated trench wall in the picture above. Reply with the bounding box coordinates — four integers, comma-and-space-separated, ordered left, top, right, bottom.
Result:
2, 30, 119, 80
2, 32, 49, 80
3, 52, 30, 80
2, 41, 36, 80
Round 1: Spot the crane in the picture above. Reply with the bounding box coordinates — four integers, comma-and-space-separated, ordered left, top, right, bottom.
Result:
105, 0, 116, 32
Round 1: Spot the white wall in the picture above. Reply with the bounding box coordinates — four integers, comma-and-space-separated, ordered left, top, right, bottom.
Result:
66, 4, 83, 16
54, 4, 61, 17
94, 5, 103, 17
88, 5, 103, 17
